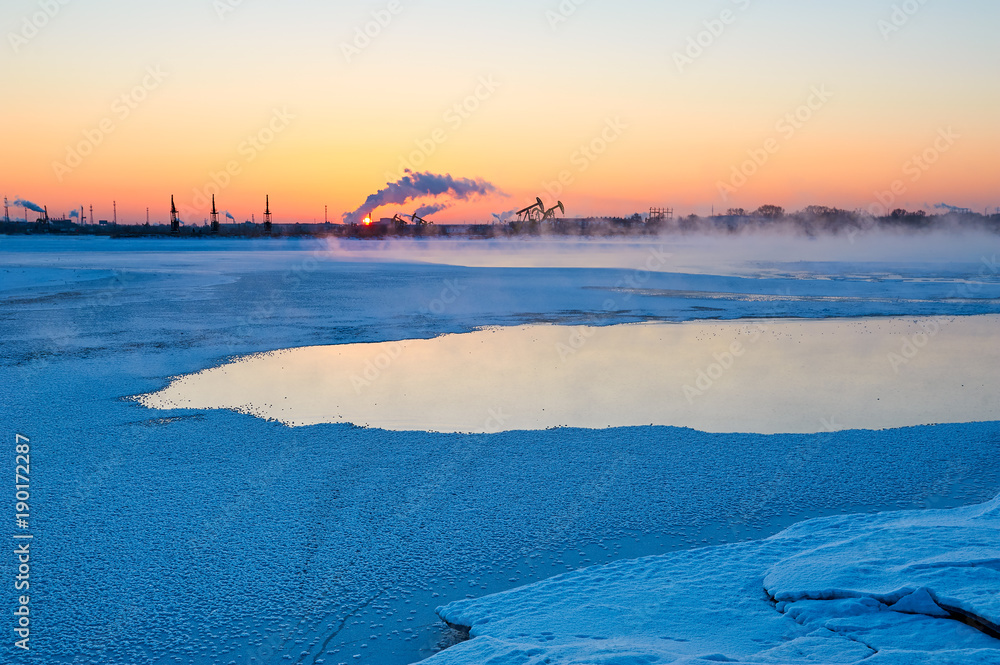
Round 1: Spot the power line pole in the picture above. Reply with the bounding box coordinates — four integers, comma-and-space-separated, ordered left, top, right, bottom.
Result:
113, 201, 117, 225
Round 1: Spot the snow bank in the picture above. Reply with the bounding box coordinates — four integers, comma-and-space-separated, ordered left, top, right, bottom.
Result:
138, 317, 1000, 434
766, 494, 1000, 635
428, 495, 1000, 664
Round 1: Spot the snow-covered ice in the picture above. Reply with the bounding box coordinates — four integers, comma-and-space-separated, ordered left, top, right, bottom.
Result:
431, 495, 1000, 664
1, 235, 998, 664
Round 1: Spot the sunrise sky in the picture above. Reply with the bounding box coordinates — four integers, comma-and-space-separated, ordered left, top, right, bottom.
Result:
2, 0, 998, 224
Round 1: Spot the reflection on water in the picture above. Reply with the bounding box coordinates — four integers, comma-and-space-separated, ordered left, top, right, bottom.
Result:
138, 316, 1000, 434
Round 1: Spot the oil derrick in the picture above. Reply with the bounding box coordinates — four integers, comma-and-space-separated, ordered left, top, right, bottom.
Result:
170, 196, 180, 235
263, 196, 272, 236
210, 195, 220, 235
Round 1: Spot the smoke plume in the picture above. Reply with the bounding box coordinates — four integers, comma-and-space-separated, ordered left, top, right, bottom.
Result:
225, 211, 237, 221
14, 198, 44, 213
344, 170, 498, 224
413, 203, 448, 218
934, 203, 969, 213
492, 209, 519, 224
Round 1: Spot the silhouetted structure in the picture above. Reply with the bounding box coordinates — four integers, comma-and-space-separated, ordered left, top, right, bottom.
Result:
170, 196, 180, 235
210, 195, 220, 235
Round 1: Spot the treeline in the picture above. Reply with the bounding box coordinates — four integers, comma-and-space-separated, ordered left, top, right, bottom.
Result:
657, 205, 1000, 236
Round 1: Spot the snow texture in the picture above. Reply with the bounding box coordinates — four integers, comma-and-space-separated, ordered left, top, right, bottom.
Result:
2, 235, 999, 665
432, 495, 1000, 664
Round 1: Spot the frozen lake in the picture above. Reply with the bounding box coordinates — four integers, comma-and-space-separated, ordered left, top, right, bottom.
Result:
1, 234, 999, 664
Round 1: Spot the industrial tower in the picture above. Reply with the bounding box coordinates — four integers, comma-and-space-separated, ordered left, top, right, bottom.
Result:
263, 196, 272, 236
210, 195, 220, 235
648, 208, 674, 223
3, 197, 9, 224
170, 196, 180, 235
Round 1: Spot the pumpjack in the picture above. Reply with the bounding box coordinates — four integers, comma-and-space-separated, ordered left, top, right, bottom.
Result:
516, 197, 546, 223
409, 211, 433, 226
389, 214, 410, 232
542, 201, 565, 221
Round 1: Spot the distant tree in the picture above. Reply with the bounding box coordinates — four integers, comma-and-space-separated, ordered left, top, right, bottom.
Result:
726, 208, 747, 217
753, 204, 785, 219
889, 208, 928, 224
803, 205, 844, 217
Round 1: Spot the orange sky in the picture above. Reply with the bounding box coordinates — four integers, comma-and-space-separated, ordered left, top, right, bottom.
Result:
1, 1, 998, 223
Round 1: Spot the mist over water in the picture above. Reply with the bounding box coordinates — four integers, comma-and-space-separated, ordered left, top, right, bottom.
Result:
313, 229, 1000, 277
